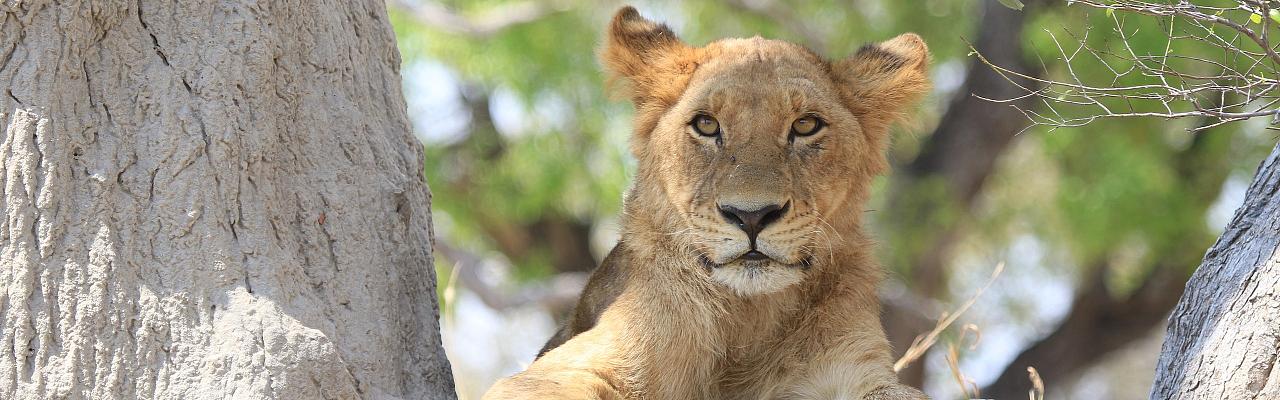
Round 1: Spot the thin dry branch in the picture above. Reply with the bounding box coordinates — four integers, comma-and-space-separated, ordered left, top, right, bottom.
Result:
1074, 0, 1280, 67
976, 0, 1280, 131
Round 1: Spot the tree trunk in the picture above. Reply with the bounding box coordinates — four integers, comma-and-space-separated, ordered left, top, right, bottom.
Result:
1150, 142, 1280, 399
1, 1, 455, 399
883, 0, 1044, 388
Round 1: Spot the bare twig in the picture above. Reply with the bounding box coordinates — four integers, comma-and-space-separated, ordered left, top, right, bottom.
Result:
974, 0, 1280, 131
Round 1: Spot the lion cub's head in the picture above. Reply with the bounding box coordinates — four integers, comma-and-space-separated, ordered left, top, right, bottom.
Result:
605, 7, 929, 296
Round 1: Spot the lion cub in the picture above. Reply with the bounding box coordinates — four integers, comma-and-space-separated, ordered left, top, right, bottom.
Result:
485, 6, 931, 400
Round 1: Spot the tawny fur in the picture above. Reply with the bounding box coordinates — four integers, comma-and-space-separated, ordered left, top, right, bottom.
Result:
484, 6, 931, 399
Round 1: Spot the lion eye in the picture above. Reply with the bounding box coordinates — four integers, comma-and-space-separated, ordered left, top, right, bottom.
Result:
791, 116, 823, 137
691, 114, 721, 137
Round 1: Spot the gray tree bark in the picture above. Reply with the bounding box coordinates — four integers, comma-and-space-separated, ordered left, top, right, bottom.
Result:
1, 1, 455, 399
1150, 142, 1280, 399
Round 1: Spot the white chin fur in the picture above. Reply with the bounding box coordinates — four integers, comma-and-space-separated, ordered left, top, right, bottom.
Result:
710, 264, 804, 296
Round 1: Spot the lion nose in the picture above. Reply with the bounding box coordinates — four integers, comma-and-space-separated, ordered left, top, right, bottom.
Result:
718, 202, 790, 244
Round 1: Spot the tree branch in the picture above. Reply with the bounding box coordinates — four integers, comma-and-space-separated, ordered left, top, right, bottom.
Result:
975, 0, 1280, 130
1150, 141, 1280, 399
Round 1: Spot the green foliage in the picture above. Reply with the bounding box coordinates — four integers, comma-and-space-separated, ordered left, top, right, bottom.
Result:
394, 0, 1275, 300
394, 4, 630, 275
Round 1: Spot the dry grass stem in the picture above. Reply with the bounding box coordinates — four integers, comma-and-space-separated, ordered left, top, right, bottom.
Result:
946, 343, 981, 399
1027, 366, 1045, 400
893, 262, 1005, 372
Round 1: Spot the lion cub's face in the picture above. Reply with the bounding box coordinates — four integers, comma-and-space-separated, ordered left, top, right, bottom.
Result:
604, 7, 929, 295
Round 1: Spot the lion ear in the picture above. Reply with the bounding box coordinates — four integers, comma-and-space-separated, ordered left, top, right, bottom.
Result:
832, 33, 931, 145
601, 6, 695, 106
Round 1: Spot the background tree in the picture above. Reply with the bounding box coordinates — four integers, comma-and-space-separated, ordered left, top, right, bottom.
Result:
1149, 141, 1280, 399
0, 0, 454, 398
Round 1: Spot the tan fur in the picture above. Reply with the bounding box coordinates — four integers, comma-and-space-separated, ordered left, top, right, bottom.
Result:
485, 6, 931, 399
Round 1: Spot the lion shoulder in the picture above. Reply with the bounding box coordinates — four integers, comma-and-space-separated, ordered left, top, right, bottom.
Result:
537, 243, 633, 358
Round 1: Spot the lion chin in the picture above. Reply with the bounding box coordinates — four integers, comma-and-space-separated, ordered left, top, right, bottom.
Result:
710, 261, 805, 296
701, 256, 812, 296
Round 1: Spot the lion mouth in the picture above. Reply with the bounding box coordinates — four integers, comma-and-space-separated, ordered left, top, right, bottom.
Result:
742, 250, 769, 261
697, 252, 814, 270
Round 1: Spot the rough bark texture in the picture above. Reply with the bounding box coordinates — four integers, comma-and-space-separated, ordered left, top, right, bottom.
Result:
1150, 142, 1280, 399
0, 1, 455, 399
